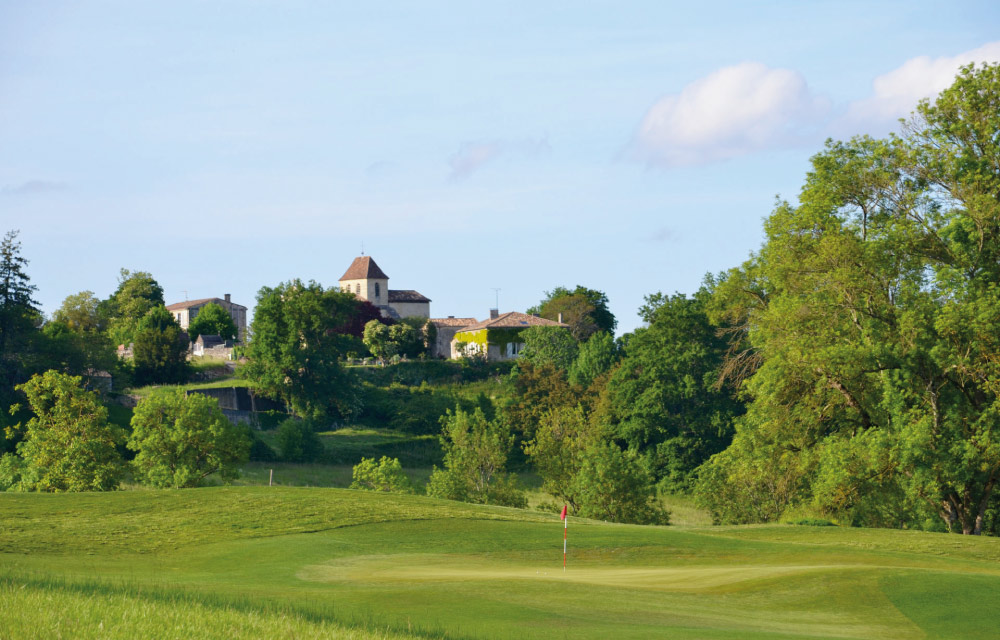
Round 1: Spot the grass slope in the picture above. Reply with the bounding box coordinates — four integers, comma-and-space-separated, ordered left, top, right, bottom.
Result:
3, 487, 999, 639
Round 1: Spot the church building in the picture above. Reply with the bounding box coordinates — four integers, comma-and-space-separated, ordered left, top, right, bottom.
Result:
338, 256, 431, 319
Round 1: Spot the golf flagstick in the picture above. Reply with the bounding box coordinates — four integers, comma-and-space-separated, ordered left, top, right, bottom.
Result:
560, 504, 568, 571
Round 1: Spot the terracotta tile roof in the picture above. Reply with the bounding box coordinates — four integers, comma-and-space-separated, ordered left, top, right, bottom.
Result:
388, 289, 430, 303
456, 311, 568, 334
167, 298, 225, 311
165, 297, 244, 311
339, 256, 389, 281
430, 317, 477, 327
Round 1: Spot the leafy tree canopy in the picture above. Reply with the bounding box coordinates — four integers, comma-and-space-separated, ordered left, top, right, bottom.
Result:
426, 407, 526, 508
240, 280, 360, 420
600, 289, 742, 491
529, 285, 616, 341
350, 456, 413, 493
53, 291, 102, 334
569, 331, 619, 388
0, 230, 39, 393
187, 302, 237, 343
7, 371, 125, 491
128, 388, 250, 488
104, 269, 164, 347
132, 306, 189, 386
696, 63, 1000, 534
518, 325, 578, 371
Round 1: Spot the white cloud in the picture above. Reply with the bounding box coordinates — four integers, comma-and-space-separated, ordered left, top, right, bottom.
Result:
836, 41, 1000, 135
448, 138, 550, 181
631, 62, 829, 167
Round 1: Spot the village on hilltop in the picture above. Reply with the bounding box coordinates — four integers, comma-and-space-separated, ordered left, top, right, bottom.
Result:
161, 255, 567, 363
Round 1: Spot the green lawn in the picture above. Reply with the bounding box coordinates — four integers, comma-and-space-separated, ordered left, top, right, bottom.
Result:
3, 487, 999, 639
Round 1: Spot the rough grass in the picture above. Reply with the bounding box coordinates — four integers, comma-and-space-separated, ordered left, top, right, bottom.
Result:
0, 577, 417, 640
4, 488, 1000, 639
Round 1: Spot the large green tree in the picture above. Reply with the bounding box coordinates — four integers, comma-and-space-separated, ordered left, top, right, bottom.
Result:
698, 64, 1000, 534
529, 285, 616, 341
186, 302, 237, 343
7, 371, 125, 491
132, 306, 189, 385
600, 289, 742, 491
426, 407, 526, 507
0, 231, 39, 399
103, 269, 164, 348
569, 330, 619, 387
128, 388, 250, 488
53, 291, 103, 334
240, 280, 360, 419
518, 325, 578, 371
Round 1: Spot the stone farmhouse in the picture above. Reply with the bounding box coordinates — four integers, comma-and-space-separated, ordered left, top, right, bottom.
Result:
338, 256, 431, 320
166, 294, 248, 342
428, 316, 478, 359
449, 311, 567, 361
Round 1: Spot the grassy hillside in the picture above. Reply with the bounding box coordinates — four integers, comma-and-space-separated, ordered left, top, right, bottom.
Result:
3, 488, 1000, 639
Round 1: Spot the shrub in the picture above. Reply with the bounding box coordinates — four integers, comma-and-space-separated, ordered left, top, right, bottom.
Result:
349, 456, 412, 493
426, 407, 526, 508
276, 418, 324, 463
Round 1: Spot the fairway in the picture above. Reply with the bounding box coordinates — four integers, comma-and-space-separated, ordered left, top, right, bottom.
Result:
3, 487, 1000, 639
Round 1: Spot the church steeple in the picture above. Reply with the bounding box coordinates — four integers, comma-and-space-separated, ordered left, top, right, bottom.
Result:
338, 256, 390, 305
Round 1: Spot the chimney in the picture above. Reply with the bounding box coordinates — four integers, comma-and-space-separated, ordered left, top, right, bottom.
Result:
448, 315, 455, 319
224, 293, 231, 303
489, 308, 499, 319
557, 312, 563, 324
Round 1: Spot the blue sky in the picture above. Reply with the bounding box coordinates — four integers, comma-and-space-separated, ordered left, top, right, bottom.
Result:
2, 1, 998, 334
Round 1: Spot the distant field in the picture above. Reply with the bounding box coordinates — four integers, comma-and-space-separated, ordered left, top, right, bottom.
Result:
3, 487, 999, 639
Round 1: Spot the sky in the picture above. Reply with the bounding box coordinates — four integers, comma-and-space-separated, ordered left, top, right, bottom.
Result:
1, 1, 999, 334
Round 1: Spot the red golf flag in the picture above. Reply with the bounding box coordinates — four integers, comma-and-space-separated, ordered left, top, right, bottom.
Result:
560, 504, 567, 520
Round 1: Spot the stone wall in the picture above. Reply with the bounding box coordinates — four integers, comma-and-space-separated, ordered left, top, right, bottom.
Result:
389, 300, 430, 319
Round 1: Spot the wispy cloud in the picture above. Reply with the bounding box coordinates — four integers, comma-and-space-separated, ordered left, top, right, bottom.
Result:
647, 227, 677, 243
630, 62, 829, 167
1, 180, 70, 196
833, 41, 1000, 135
448, 137, 550, 181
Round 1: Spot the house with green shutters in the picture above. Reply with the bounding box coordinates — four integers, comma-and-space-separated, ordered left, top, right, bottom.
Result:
451, 310, 568, 361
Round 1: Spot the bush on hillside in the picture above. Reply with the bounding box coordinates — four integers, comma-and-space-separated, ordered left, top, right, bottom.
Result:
276, 418, 324, 463
349, 456, 413, 493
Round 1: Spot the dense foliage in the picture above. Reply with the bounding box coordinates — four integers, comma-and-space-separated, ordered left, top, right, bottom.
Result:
600, 290, 742, 491
426, 407, 526, 508
186, 302, 237, 342
240, 280, 360, 420
131, 306, 189, 385
528, 285, 616, 341
128, 389, 250, 488
696, 63, 1000, 534
5, 371, 125, 491
350, 456, 413, 493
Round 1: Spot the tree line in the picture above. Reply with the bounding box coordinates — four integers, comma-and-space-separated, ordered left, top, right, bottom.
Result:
2, 65, 997, 535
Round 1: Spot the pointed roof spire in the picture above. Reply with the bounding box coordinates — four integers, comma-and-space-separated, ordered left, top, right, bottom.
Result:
339, 256, 389, 281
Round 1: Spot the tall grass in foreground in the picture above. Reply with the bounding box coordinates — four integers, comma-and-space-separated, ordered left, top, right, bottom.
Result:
0, 575, 423, 640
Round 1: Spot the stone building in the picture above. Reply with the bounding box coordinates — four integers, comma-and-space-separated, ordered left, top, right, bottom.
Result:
165, 294, 248, 342
338, 256, 431, 319
428, 316, 477, 359
451, 310, 568, 361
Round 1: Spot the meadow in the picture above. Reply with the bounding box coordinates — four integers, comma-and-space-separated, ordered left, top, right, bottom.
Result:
3, 487, 1000, 639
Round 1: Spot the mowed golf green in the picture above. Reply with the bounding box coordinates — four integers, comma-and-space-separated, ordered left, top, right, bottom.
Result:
3, 487, 1000, 639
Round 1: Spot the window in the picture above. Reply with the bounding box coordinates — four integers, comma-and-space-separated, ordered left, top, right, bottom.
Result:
375, 282, 380, 299
356, 283, 361, 295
